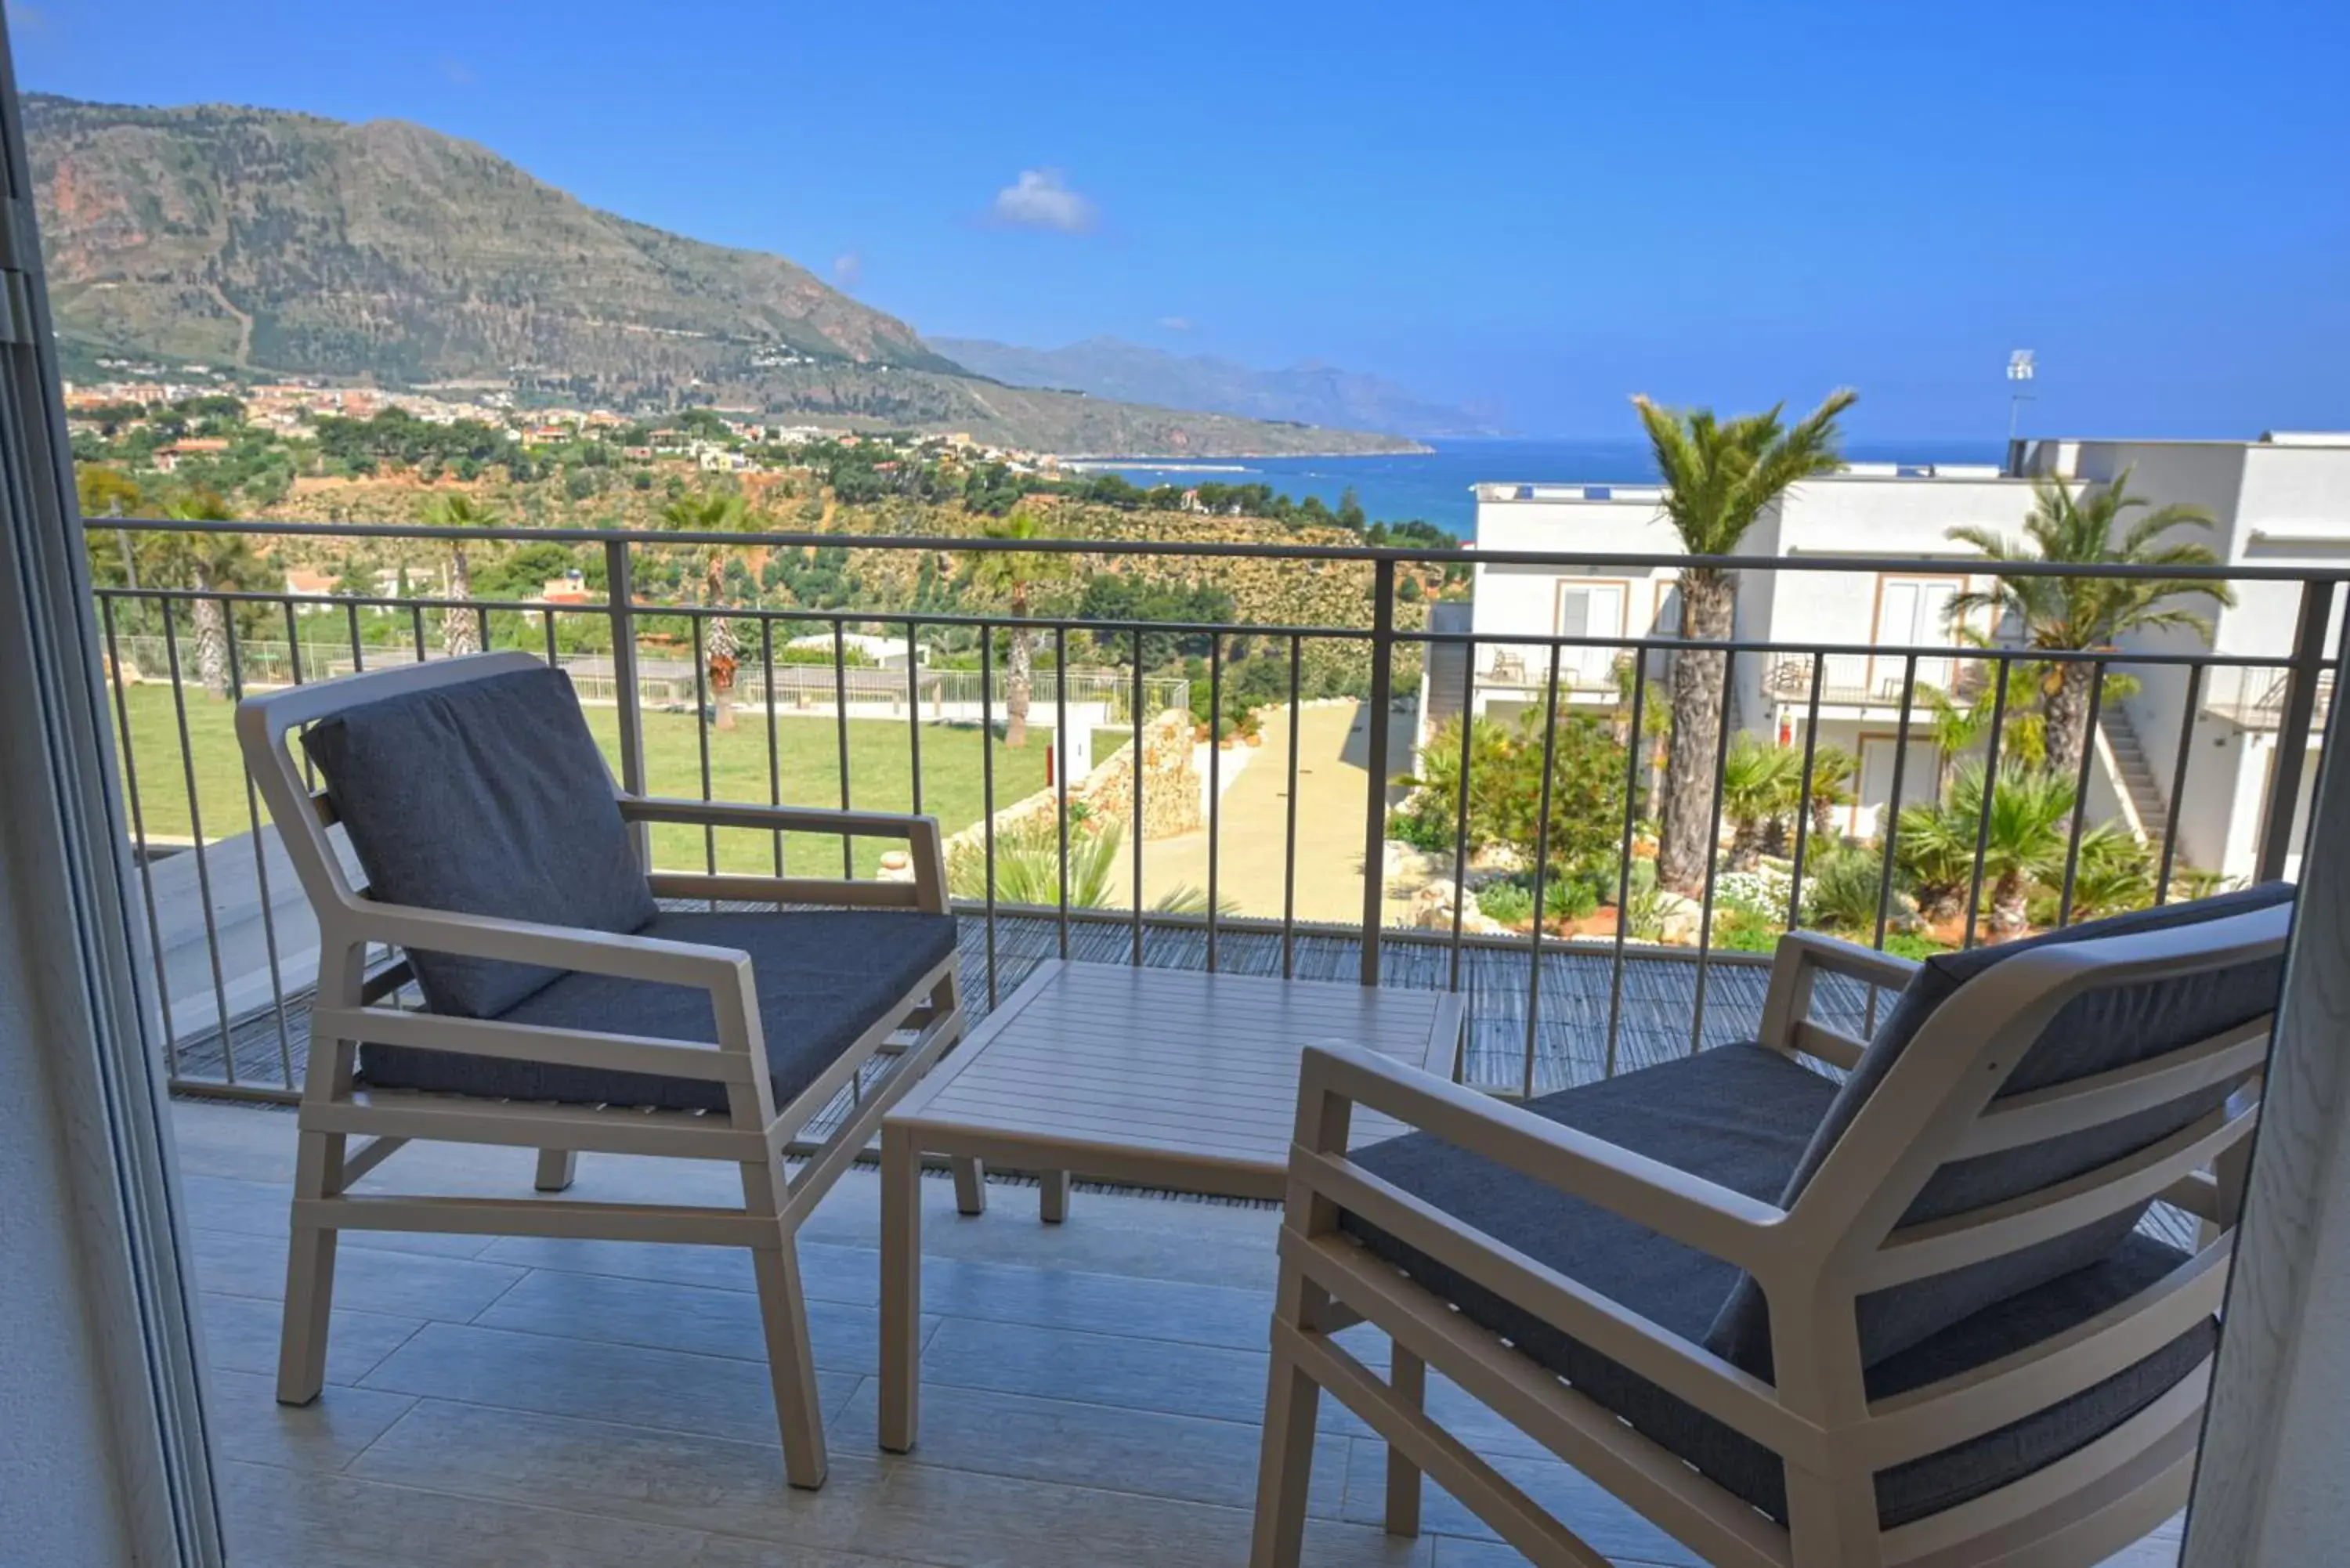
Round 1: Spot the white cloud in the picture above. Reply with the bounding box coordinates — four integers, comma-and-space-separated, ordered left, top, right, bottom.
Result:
1155, 316, 1195, 333
438, 57, 476, 86
990, 169, 1097, 234
832, 251, 863, 290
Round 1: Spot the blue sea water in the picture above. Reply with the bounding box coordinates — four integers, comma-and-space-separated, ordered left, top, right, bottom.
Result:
1088, 436, 2006, 540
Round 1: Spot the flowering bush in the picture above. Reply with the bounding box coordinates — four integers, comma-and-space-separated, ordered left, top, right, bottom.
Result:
1712, 864, 1801, 919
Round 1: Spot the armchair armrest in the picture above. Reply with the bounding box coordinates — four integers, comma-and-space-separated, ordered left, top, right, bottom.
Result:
1757, 931, 1919, 1068
617, 797, 949, 912
316, 901, 770, 1088
1294, 1044, 1784, 1270
1285, 1044, 1816, 1459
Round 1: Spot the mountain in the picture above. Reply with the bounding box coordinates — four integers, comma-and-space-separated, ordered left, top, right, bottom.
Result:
931, 335, 1504, 439
24, 96, 1417, 457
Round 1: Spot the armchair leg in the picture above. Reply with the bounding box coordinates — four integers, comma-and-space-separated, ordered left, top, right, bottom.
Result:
951, 1155, 987, 1216
1383, 1345, 1425, 1537
1249, 1256, 1330, 1568
533, 1148, 578, 1192
742, 1157, 827, 1490
277, 1130, 342, 1405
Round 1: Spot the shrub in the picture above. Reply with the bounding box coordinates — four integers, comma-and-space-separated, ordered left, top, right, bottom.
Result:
1806, 844, 1911, 934
2027, 824, 2157, 925
1621, 883, 1671, 942
1399, 704, 1627, 883
949, 818, 1121, 905
1709, 906, 1784, 953
1714, 865, 1796, 920
1883, 930, 1954, 961
1544, 874, 1600, 923
1475, 881, 1535, 927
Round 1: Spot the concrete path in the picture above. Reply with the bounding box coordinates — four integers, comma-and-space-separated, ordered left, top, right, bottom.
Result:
1109, 701, 1417, 925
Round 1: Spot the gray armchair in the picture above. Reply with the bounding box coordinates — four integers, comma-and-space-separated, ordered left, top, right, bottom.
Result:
1253, 886, 2287, 1567
239, 650, 974, 1490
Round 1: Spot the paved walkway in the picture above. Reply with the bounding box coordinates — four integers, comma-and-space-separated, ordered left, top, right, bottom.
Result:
1109, 701, 1417, 924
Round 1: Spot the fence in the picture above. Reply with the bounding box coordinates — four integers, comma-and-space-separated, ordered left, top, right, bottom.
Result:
109, 631, 1188, 724
96, 517, 2346, 1104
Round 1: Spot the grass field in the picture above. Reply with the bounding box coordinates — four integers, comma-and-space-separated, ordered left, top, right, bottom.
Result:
108, 681, 1087, 878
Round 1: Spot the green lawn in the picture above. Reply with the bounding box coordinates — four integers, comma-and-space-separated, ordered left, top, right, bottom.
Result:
109, 682, 1058, 878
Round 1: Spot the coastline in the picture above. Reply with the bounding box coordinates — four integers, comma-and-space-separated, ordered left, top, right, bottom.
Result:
1052, 440, 1434, 464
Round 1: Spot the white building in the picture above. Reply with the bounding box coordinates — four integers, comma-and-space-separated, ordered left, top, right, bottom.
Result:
2020, 432, 2350, 880
1438, 433, 2350, 878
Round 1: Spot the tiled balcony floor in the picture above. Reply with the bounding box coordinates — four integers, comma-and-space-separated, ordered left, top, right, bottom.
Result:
173, 1100, 2186, 1568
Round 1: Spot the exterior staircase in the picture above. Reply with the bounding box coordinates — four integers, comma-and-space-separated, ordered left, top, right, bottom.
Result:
2099, 706, 2171, 846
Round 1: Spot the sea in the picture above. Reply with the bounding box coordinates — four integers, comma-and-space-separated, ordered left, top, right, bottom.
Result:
1080, 436, 2008, 540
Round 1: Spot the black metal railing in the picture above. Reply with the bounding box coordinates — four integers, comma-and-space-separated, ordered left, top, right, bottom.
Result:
95, 517, 2346, 1101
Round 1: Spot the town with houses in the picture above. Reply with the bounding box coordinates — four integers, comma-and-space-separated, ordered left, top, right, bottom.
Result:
63, 357, 1068, 478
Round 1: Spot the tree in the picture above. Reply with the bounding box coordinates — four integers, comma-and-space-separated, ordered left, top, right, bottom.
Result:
960, 510, 1072, 748
1634, 388, 1856, 892
419, 493, 501, 656
152, 493, 262, 699
1719, 735, 1800, 871
1394, 703, 1628, 889
1802, 744, 1857, 839
78, 466, 146, 602
659, 492, 751, 726
1945, 470, 2231, 789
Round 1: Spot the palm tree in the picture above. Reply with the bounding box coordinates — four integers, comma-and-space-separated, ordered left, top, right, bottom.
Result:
1634, 389, 1857, 893
1719, 735, 1799, 870
1802, 744, 1857, 840
660, 492, 750, 726
420, 493, 501, 656
154, 493, 262, 699
960, 510, 1071, 749
1904, 762, 2077, 938
1945, 470, 2232, 789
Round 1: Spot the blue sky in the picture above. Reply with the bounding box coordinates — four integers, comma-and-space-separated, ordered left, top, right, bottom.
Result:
13, 0, 2348, 440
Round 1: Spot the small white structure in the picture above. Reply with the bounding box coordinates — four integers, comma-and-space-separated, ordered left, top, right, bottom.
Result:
783, 630, 928, 670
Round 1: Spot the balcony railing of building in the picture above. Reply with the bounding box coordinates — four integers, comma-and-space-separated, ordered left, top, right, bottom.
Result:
2200, 663, 2337, 734
95, 518, 2345, 1111
1761, 649, 1994, 708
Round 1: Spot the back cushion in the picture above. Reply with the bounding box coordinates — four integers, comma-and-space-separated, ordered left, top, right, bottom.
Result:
301, 663, 657, 1017
1705, 883, 2292, 1378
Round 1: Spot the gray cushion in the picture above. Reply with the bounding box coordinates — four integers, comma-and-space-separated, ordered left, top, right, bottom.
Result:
302, 665, 656, 1018
1341, 1047, 2214, 1527
360, 909, 959, 1110
1706, 883, 2290, 1378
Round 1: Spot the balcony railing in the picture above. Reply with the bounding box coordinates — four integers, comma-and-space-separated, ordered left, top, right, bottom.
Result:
2200, 664, 2337, 734
1763, 650, 1990, 707
94, 518, 2343, 1109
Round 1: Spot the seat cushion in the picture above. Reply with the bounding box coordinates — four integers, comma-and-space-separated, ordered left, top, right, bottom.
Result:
1706, 883, 2291, 1378
1340, 1050, 2215, 1527
302, 664, 656, 1017
358, 909, 958, 1111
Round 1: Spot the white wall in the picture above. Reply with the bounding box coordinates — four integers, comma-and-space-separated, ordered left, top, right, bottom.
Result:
2073, 439, 2350, 880
0, 870, 139, 1566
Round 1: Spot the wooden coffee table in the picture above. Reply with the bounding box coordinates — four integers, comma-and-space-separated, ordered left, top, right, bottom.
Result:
876, 957, 1464, 1451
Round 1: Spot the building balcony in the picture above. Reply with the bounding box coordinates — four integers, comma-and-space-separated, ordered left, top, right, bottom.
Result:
1762, 649, 1991, 710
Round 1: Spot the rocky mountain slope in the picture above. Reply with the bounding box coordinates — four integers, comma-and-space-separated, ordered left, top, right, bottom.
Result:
27, 95, 1415, 456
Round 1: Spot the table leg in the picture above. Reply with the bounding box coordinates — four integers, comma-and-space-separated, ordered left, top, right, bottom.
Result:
879, 1123, 923, 1453
1039, 1169, 1071, 1224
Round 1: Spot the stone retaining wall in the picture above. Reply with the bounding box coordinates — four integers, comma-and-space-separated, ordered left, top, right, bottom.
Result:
944, 710, 1202, 856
